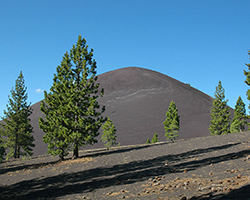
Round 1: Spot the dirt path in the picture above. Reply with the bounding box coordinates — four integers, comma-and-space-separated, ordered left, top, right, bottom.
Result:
1, 132, 250, 200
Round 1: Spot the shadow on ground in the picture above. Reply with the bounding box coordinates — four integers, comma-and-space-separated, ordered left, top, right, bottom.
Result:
0, 141, 168, 175
190, 183, 250, 200
0, 142, 249, 200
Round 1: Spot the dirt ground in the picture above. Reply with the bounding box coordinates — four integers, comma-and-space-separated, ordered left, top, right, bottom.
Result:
1, 132, 250, 200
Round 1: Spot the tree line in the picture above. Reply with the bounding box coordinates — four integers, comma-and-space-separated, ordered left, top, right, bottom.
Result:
147, 51, 250, 144
0, 36, 250, 162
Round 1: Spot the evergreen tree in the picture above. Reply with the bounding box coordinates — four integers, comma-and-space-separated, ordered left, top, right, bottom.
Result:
244, 50, 250, 110
151, 133, 159, 143
39, 53, 73, 160
230, 96, 247, 133
209, 81, 230, 135
146, 138, 151, 144
0, 71, 34, 159
39, 35, 105, 160
69, 36, 106, 158
101, 118, 117, 150
163, 100, 180, 141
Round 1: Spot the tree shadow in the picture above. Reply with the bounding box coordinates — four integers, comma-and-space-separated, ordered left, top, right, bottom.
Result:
0, 159, 60, 175
0, 142, 247, 200
81, 141, 169, 158
189, 184, 250, 200
0, 141, 168, 175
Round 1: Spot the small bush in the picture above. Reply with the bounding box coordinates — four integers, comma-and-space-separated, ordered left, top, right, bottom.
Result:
151, 133, 159, 143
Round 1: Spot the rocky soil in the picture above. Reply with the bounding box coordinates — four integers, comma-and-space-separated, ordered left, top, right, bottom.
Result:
1, 132, 250, 199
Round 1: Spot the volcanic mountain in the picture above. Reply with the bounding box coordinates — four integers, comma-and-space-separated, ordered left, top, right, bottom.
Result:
30, 67, 215, 156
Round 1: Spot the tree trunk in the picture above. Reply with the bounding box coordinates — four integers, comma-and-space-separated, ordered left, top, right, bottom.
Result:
73, 101, 79, 159
17, 146, 20, 158
73, 141, 79, 159
14, 132, 18, 158
59, 149, 64, 161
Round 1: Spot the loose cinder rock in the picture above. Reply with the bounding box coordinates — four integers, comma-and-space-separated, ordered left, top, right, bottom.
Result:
159, 185, 165, 191
236, 174, 242, 179
154, 182, 160, 186
184, 181, 189, 186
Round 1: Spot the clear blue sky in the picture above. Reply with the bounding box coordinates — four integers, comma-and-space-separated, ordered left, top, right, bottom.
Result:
1, 0, 250, 117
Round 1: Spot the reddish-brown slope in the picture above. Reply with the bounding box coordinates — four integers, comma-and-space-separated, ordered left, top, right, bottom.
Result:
30, 67, 215, 155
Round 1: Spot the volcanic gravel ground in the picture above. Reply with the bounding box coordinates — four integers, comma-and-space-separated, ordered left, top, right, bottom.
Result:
1, 132, 250, 200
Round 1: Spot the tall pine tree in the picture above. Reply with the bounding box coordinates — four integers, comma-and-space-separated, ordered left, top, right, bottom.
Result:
163, 100, 180, 141
209, 81, 230, 135
0, 71, 34, 159
230, 96, 247, 133
39, 35, 106, 160
39, 53, 73, 160
69, 36, 106, 158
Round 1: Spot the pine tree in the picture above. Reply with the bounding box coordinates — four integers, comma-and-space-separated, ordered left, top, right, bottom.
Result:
39, 35, 106, 160
163, 100, 180, 142
209, 81, 230, 135
39, 53, 73, 160
101, 118, 117, 150
244, 50, 250, 110
146, 138, 151, 144
0, 71, 34, 159
151, 133, 159, 143
230, 96, 247, 133
69, 36, 106, 158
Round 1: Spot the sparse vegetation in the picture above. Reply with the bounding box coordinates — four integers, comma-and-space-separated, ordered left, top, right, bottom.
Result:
101, 118, 117, 150
163, 100, 180, 141
146, 138, 150, 144
230, 96, 248, 133
146, 133, 159, 144
151, 133, 159, 143
209, 81, 230, 135
0, 71, 34, 160
39, 35, 106, 160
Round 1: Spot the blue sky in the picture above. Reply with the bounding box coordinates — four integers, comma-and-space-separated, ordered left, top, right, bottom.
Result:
1, 0, 250, 117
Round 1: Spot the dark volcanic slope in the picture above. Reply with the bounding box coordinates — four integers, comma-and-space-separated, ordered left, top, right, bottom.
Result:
30, 67, 214, 156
